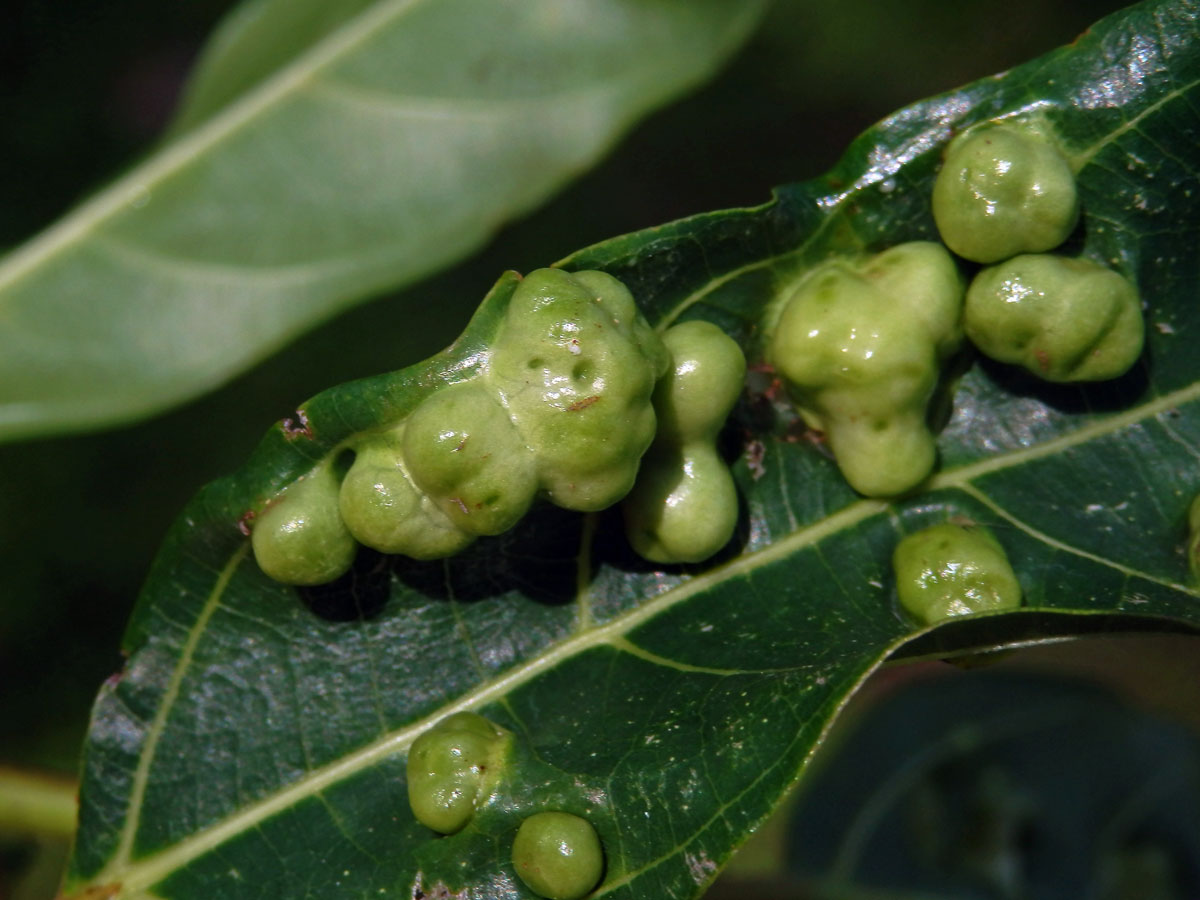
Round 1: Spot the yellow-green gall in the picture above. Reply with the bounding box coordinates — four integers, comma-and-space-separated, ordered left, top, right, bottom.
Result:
403, 381, 538, 536
857, 241, 966, 362
769, 242, 964, 497
965, 254, 1144, 382
651, 320, 746, 443
512, 812, 604, 900
406, 712, 510, 834
490, 268, 668, 512
932, 122, 1078, 263
623, 321, 745, 563
250, 462, 357, 585
893, 523, 1022, 625
624, 446, 738, 565
339, 433, 474, 559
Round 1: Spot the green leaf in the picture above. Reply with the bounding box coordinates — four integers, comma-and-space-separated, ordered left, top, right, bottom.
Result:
784, 671, 1200, 898
67, 1, 1200, 898
0, 0, 766, 442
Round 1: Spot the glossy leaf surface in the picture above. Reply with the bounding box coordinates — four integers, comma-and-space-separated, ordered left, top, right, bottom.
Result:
0, 0, 765, 441
69, 2, 1200, 898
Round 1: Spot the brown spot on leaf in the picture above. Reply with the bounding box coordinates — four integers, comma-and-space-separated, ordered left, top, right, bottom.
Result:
784, 423, 831, 459
60, 885, 121, 900
802, 428, 828, 447
281, 409, 313, 440
747, 363, 784, 403
568, 395, 600, 412
236, 509, 256, 536
1034, 348, 1051, 372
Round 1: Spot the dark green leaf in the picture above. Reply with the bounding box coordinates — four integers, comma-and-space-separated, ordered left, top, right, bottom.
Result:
786, 671, 1200, 899
0, 0, 765, 441
67, 2, 1200, 898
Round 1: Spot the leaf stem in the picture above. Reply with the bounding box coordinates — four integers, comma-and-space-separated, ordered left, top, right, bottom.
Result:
0, 766, 78, 838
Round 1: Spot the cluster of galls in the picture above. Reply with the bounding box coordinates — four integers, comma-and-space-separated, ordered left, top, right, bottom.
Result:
250, 117, 1144, 624
767, 119, 1143, 505
937, 122, 1143, 384
250, 268, 747, 585
764, 118, 1149, 623
406, 712, 604, 900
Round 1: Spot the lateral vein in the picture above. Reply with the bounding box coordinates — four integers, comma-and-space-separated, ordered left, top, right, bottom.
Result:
102, 543, 249, 876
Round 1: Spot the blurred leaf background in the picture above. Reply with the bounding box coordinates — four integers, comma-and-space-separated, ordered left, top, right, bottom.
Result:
6, 0, 1199, 896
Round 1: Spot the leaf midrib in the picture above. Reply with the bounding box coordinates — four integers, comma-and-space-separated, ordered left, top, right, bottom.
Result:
0, 0, 767, 303
3, 0, 456, 304
88, 374, 1200, 895
92, 497, 882, 895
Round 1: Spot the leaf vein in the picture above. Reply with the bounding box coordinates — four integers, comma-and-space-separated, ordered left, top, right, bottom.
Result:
933, 380, 1200, 489
956, 482, 1197, 597
608, 635, 806, 677
306, 76, 624, 122
101, 543, 250, 878
1068, 74, 1200, 169
101, 501, 884, 892
0, 0, 434, 296
92, 233, 368, 286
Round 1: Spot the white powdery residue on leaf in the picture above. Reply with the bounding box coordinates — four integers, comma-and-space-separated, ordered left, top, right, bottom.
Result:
684, 850, 718, 885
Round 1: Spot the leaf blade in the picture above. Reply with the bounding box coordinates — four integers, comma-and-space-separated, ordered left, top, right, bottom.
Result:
68, 2, 1200, 899
0, 0, 767, 441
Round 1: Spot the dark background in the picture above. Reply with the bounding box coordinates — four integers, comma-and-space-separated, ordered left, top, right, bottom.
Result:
0, 0, 1153, 822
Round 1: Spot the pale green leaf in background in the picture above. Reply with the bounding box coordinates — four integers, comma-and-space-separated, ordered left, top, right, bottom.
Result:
0, 0, 766, 442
